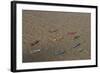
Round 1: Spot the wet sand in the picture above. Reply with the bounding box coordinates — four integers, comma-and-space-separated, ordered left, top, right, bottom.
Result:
22, 10, 91, 63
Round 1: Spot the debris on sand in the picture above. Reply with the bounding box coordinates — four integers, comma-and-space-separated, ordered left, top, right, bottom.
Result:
30, 40, 40, 46
73, 43, 81, 48
30, 49, 41, 54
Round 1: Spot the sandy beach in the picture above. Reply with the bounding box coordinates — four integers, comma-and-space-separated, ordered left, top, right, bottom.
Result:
22, 10, 91, 63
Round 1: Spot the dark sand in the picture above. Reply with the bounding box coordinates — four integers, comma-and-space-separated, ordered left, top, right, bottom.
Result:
22, 10, 91, 63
